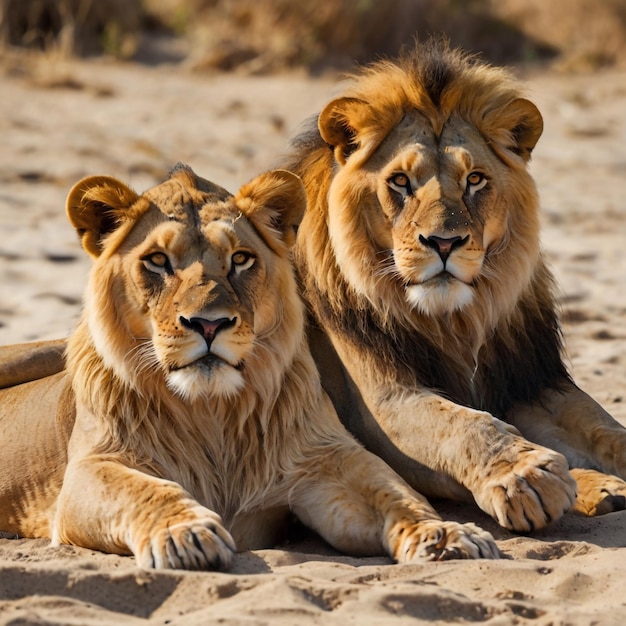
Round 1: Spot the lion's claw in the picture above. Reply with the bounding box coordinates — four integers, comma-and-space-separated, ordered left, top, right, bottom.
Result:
137, 512, 236, 570
394, 520, 500, 562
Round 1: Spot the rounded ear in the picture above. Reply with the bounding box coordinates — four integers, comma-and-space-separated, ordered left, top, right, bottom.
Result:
66, 175, 140, 257
236, 170, 306, 251
489, 98, 544, 163
318, 97, 368, 165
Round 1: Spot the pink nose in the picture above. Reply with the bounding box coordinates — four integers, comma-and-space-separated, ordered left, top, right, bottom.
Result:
419, 235, 468, 263
180, 316, 236, 345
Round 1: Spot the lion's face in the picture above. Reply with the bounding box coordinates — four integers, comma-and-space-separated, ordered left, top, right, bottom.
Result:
361, 111, 510, 315
120, 197, 271, 399
66, 165, 305, 400
319, 80, 543, 319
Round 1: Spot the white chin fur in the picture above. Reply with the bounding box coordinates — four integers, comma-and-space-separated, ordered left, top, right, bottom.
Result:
166, 364, 244, 401
406, 280, 474, 316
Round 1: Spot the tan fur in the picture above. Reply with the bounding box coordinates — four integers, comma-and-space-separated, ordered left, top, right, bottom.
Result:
0, 164, 500, 570
286, 39, 626, 531
0, 339, 66, 389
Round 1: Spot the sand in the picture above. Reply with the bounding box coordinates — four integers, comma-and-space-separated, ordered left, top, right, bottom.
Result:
0, 55, 625, 625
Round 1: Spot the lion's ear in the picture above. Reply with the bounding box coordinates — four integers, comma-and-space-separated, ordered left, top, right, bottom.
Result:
236, 170, 306, 250
489, 98, 544, 163
66, 176, 140, 257
318, 97, 369, 165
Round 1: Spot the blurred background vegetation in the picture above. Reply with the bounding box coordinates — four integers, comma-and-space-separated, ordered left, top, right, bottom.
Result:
1, 0, 625, 72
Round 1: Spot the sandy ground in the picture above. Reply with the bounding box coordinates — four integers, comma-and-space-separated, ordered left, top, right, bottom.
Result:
0, 54, 625, 625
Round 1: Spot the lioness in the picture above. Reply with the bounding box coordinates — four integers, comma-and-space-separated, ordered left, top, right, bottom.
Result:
0, 164, 498, 569
285, 39, 626, 531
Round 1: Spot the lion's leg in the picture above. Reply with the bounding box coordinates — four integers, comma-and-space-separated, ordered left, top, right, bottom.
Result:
355, 390, 577, 533
53, 457, 235, 570
0, 339, 67, 389
0, 373, 72, 537
291, 445, 499, 562
320, 336, 576, 533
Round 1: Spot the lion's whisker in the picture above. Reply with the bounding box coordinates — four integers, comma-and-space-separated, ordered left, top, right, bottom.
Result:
126, 341, 158, 375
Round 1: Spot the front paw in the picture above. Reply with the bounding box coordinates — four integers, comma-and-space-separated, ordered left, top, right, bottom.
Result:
473, 444, 577, 532
570, 468, 626, 516
391, 520, 500, 562
136, 509, 236, 570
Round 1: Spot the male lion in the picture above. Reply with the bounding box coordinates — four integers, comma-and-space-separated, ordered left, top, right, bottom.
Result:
0, 164, 499, 569
285, 40, 626, 532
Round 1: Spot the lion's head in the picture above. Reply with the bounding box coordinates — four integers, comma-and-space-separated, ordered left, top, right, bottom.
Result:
66, 164, 306, 402
306, 41, 544, 329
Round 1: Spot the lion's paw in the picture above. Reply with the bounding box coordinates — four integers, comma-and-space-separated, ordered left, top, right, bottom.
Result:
393, 520, 500, 562
474, 444, 576, 532
137, 511, 236, 570
570, 468, 626, 516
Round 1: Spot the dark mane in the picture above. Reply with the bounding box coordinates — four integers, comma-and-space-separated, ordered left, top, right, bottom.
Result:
399, 38, 467, 107
303, 273, 570, 419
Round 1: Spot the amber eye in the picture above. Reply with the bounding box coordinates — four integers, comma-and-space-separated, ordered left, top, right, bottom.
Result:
231, 251, 255, 272
142, 251, 171, 274
148, 252, 168, 267
388, 172, 412, 196
466, 171, 487, 189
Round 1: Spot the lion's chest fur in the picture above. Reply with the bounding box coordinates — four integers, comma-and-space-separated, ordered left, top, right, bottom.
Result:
93, 389, 296, 529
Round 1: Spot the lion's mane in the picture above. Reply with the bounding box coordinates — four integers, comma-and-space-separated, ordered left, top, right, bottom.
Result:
288, 40, 570, 418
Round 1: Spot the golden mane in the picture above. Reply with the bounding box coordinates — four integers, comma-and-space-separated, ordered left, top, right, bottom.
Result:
330, 44, 541, 166
62, 165, 315, 513
288, 41, 565, 415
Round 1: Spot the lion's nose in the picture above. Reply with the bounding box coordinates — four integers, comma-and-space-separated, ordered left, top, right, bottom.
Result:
180, 316, 237, 346
419, 234, 468, 263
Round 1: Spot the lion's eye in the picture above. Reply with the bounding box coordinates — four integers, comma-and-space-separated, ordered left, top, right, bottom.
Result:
142, 252, 171, 274
466, 171, 487, 193
231, 251, 255, 272
388, 173, 412, 197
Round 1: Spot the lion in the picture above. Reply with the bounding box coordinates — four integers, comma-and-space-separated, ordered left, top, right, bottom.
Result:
283, 39, 626, 531
0, 164, 499, 569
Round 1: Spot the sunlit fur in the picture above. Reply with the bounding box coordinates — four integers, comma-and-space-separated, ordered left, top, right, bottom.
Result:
0, 163, 502, 569
292, 47, 554, 364
2, 41, 625, 537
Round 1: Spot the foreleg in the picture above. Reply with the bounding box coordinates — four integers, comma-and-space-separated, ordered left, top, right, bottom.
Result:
369, 392, 577, 532
508, 383, 626, 477
53, 456, 235, 570
570, 468, 626, 516
291, 445, 499, 562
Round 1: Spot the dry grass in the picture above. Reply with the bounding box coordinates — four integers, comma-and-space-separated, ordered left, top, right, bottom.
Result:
0, 0, 142, 58
1, 0, 625, 72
